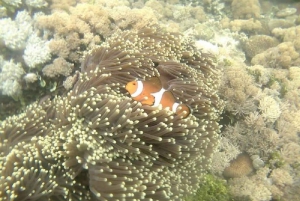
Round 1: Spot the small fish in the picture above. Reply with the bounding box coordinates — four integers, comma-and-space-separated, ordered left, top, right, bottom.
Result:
125, 77, 191, 118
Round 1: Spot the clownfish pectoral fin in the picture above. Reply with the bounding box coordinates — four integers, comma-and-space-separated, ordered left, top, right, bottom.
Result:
174, 103, 191, 118
140, 94, 155, 106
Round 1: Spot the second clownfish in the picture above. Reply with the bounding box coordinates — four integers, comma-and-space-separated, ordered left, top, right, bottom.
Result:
125, 77, 191, 118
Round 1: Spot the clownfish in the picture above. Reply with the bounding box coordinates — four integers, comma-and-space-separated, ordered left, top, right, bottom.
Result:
125, 77, 191, 118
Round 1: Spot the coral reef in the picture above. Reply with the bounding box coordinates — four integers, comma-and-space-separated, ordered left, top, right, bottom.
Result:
0, 28, 223, 200
1, 0, 300, 200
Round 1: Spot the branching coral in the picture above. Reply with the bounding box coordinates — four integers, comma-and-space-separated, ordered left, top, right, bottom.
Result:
36, 3, 159, 64
0, 28, 223, 200
211, 137, 241, 176
228, 168, 272, 201
220, 61, 259, 116
0, 10, 32, 50
0, 57, 25, 97
251, 42, 300, 69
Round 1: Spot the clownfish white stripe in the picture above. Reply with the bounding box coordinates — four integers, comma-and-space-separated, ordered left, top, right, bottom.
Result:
131, 80, 143, 97
151, 88, 167, 107
172, 102, 179, 113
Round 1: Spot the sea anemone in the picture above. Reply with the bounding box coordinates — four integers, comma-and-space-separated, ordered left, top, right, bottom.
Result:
0, 27, 223, 200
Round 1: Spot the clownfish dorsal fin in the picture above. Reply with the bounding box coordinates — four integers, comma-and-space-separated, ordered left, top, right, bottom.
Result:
143, 77, 162, 92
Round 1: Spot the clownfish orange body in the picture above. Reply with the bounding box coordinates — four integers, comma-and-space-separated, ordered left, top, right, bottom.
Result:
125, 77, 191, 118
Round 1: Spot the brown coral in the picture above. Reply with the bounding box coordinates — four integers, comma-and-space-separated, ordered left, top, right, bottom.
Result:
37, 3, 159, 65
42, 57, 74, 77
223, 153, 254, 178
231, 0, 261, 19
251, 42, 300, 69
242, 35, 279, 59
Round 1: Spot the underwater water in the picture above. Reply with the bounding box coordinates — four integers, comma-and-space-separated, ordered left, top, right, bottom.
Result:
0, 0, 300, 200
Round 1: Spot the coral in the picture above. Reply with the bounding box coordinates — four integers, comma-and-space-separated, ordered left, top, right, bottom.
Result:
25, 0, 48, 8
49, 0, 76, 10
251, 42, 300, 69
231, 0, 261, 19
229, 165, 294, 201
280, 142, 300, 164
276, 8, 297, 18
2, 0, 47, 8
223, 121, 279, 157
109, 6, 158, 30
186, 174, 232, 201
3, 0, 48, 8
145, 0, 207, 31
23, 33, 52, 69
145, 0, 168, 19
267, 152, 285, 169
195, 40, 219, 55
272, 25, 300, 52
42, 57, 74, 78
223, 153, 254, 179
227, 18, 263, 32
0, 6, 7, 17
0, 28, 223, 200
221, 61, 259, 116
251, 155, 265, 170
258, 95, 281, 123
270, 168, 293, 187
36, 5, 103, 62
36, 3, 159, 63
211, 30, 247, 63
0, 57, 25, 97
63, 73, 79, 90
211, 137, 241, 176
268, 19, 294, 32
229, 168, 272, 201
23, 73, 38, 84
288, 67, 300, 89
194, 23, 215, 40
0, 10, 32, 50
242, 35, 279, 59
2, 0, 21, 7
